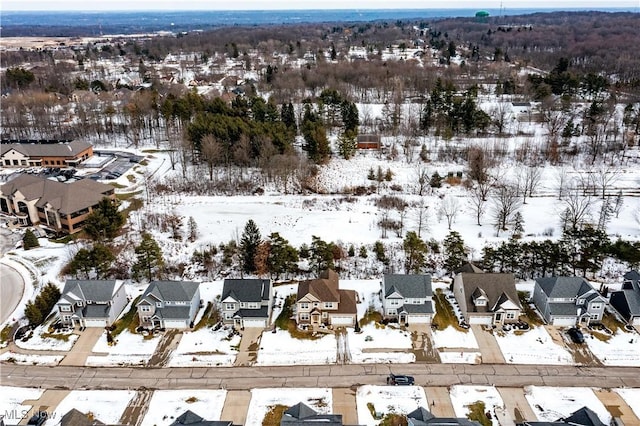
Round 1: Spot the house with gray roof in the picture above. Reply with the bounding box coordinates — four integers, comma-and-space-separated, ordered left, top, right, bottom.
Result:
137, 281, 201, 329
453, 272, 522, 326
516, 406, 606, 426
280, 402, 343, 426
532, 277, 606, 326
221, 278, 272, 328
170, 410, 234, 426
407, 407, 481, 426
60, 408, 106, 426
1, 140, 93, 168
382, 274, 434, 324
56, 279, 127, 328
609, 270, 640, 326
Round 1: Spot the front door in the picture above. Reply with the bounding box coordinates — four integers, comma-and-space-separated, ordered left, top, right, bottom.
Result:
494, 312, 503, 324
399, 313, 407, 324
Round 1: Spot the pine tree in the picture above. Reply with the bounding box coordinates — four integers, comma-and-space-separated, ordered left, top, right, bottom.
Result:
240, 219, 262, 274
22, 229, 40, 250
337, 131, 357, 159
132, 232, 164, 282
403, 231, 428, 274
310, 236, 335, 274
267, 233, 299, 280
512, 212, 525, 239
187, 216, 198, 242
443, 231, 467, 274
83, 197, 125, 241
373, 241, 387, 264
359, 246, 368, 258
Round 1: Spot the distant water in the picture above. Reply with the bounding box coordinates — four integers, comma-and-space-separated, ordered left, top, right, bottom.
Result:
1, 8, 636, 37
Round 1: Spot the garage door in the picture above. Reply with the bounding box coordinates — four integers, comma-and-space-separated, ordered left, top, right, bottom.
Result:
84, 319, 107, 327
409, 314, 431, 324
242, 318, 267, 328
469, 316, 492, 325
331, 316, 354, 326
164, 319, 188, 328
552, 316, 576, 327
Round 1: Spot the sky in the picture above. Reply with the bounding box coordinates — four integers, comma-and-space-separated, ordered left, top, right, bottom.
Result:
2, 0, 638, 11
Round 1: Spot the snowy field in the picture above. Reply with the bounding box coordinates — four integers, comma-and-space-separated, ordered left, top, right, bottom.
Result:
524, 386, 611, 424
256, 329, 337, 365
167, 326, 240, 367
432, 326, 481, 364
584, 329, 640, 366
348, 324, 415, 364
356, 385, 428, 425
14, 325, 78, 352
245, 388, 332, 426
140, 390, 227, 426
86, 330, 160, 366
494, 326, 574, 365
0, 351, 63, 365
45, 390, 135, 426
0, 386, 45, 423
615, 388, 640, 419
339, 280, 383, 317
449, 385, 505, 426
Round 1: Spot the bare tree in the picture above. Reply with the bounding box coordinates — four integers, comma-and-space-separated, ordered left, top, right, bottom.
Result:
413, 164, 430, 196
439, 196, 461, 230
491, 183, 522, 236
201, 134, 222, 181
554, 167, 571, 200
468, 184, 488, 226
516, 166, 543, 204
561, 188, 593, 231
591, 164, 621, 199
412, 200, 430, 238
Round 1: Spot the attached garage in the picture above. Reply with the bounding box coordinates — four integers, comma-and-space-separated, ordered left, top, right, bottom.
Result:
242, 318, 267, 328
469, 316, 492, 325
408, 314, 431, 324
551, 316, 576, 327
163, 319, 189, 328
84, 319, 108, 328
632, 316, 640, 326
330, 316, 355, 326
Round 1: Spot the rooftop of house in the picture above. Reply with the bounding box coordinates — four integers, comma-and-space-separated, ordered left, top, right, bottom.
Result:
281, 402, 343, 426
0, 140, 92, 157
139, 280, 199, 304
170, 410, 233, 426
458, 272, 522, 313
60, 408, 105, 426
535, 277, 597, 299
384, 274, 432, 299
59, 279, 120, 304
222, 279, 271, 303
297, 269, 340, 303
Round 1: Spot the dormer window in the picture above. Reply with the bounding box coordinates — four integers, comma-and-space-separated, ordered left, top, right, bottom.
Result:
577, 299, 584, 304
77, 301, 83, 306
86, 300, 92, 304
156, 302, 162, 308
474, 298, 487, 306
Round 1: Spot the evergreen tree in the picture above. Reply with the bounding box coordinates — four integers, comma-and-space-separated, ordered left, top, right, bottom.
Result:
267, 232, 299, 280
340, 100, 360, 134
373, 241, 387, 264
187, 216, 198, 242
240, 219, 262, 274
359, 246, 368, 258
512, 212, 525, 239
310, 236, 335, 274
443, 231, 467, 274
132, 232, 164, 282
430, 171, 443, 188
83, 198, 126, 241
337, 131, 357, 159
22, 229, 40, 250
281, 102, 297, 133
403, 231, 428, 274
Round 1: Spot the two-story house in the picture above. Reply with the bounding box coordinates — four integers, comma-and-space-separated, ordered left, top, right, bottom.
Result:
532, 277, 606, 326
136, 281, 201, 329
453, 273, 522, 326
382, 274, 434, 324
610, 270, 640, 326
221, 278, 272, 328
296, 269, 357, 329
56, 279, 128, 328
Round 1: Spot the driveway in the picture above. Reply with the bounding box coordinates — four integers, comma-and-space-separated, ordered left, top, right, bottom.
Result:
424, 386, 456, 417
471, 324, 506, 364
234, 327, 264, 366
220, 390, 251, 425
18, 389, 69, 425
59, 327, 105, 366
408, 324, 440, 362
594, 388, 640, 425
498, 387, 536, 423
332, 388, 358, 424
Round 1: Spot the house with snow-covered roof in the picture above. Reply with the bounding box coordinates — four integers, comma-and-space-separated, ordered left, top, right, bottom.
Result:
56, 279, 127, 328
382, 274, 434, 325
453, 272, 522, 326
609, 270, 640, 326
221, 278, 272, 328
136, 281, 201, 329
532, 277, 606, 326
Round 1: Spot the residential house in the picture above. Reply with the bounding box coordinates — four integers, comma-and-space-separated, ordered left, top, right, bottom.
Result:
0, 174, 115, 233
532, 277, 606, 326
453, 273, 522, 326
407, 407, 481, 426
170, 410, 234, 426
382, 274, 434, 324
609, 270, 640, 326
137, 281, 201, 329
296, 269, 357, 329
56, 279, 128, 328
516, 406, 606, 426
60, 408, 105, 426
221, 278, 272, 328
280, 402, 343, 426
1, 140, 93, 168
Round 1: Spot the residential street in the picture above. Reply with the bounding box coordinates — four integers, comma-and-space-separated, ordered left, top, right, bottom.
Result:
0, 262, 24, 325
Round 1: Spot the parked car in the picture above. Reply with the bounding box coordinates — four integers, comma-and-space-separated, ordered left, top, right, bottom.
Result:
27, 411, 48, 426
387, 374, 415, 386
567, 327, 585, 344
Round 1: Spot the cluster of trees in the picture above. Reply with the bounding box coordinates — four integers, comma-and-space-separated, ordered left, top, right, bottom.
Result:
24, 283, 61, 326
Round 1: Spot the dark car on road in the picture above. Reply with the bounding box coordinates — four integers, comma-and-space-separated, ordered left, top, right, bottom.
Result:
567, 327, 585, 344
387, 374, 415, 386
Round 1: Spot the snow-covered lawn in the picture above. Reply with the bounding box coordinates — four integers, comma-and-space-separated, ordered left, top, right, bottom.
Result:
432, 326, 480, 364
14, 325, 78, 352
140, 390, 227, 426
348, 324, 414, 364
270, 283, 298, 326
339, 280, 383, 318
0, 386, 45, 423
615, 388, 640, 419
245, 388, 332, 426
449, 385, 505, 426
524, 386, 611, 424
45, 390, 135, 426
0, 351, 63, 366
584, 329, 640, 366
494, 326, 574, 365
86, 330, 160, 366
167, 326, 240, 367
256, 329, 336, 365
356, 385, 428, 425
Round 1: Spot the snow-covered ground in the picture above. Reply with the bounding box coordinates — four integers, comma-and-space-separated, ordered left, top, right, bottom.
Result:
256, 329, 337, 365
0, 351, 63, 365
494, 326, 574, 365
356, 385, 428, 425
44, 390, 135, 426
0, 386, 45, 424
140, 390, 227, 426
86, 330, 160, 366
245, 388, 332, 426
14, 325, 78, 352
615, 388, 640, 419
524, 386, 611, 424
584, 329, 640, 366
167, 326, 240, 367
431, 326, 481, 364
449, 385, 505, 426
348, 324, 415, 364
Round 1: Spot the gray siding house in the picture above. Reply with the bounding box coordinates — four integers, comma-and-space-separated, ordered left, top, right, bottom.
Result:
137, 281, 201, 329
532, 277, 606, 326
382, 274, 434, 324
280, 402, 343, 426
56, 279, 127, 328
453, 273, 522, 326
221, 279, 272, 328
610, 270, 640, 326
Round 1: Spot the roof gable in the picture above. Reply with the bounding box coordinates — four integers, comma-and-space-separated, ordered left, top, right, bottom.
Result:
140, 280, 199, 304
222, 279, 270, 303
384, 274, 432, 299
459, 273, 521, 312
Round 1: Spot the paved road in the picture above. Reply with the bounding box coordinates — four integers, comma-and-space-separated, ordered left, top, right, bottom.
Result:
2, 363, 639, 391
0, 262, 25, 324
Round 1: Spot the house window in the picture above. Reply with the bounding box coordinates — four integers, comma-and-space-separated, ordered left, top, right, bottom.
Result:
224, 313, 233, 320
300, 313, 310, 321
248, 302, 259, 309
141, 306, 151, 312
156, 302, 162, 308
387, 309, 397, 316
590, 313, 600, 320
62, 315, 71, 322
86, 300, 92, 304
475, 299, 486, 306
322, 312, 328, 318
324, 302, 334, 309
142, 316, 149, 322
577, 298, 585, 305
60, 306, 71, 312
299, 303, 309, 310
313, 302, 319, 307
77, 301, 83, 306
506, 312, 516, 319
590, 303, 602, 310
224, 303, 236, 311
389, 299, 399, 306
240, 302, 246, 308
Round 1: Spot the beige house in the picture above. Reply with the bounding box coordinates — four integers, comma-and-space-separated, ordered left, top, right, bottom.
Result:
296, 269, 357, 329
453, 272, 522, 326
1, 140, 93, 168
0, 174, 115, 233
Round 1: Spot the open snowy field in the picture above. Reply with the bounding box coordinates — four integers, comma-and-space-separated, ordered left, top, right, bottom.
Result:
44, 390, 135, 426
167, 326, 240, 367
245, 388, 332, 426
449, 385, 505, 426
256, 329, 337, 365
140, 390, 227, 426
524, 386, 611, 424
494, 326, 574, 365
356, 385, 428, 425
86, 330, 161, 366
584, 329, 640, 366
347, 324, 415, 364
